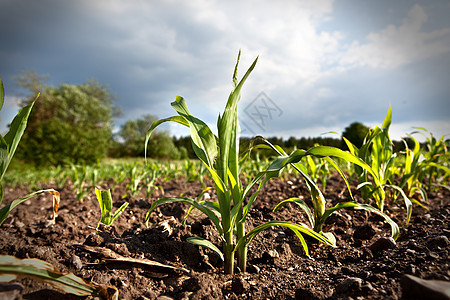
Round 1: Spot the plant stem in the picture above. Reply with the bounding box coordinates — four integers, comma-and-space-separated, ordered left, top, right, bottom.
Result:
236, 219, 247, 272
223, 230, 234, 274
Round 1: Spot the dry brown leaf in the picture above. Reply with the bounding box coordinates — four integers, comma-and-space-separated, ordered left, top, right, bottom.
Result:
75, 244, 190, 274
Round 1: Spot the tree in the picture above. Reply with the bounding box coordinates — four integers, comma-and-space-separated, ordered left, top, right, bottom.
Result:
116, 115, 185, 159
342, 122, 370, 149
16, 77, 119, 166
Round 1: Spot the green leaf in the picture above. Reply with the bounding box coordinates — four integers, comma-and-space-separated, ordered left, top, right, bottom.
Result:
111, 202, 129, 224
381, 105, 392, 131
1, 96, 37, 180
385, 184, 412, 226
144, 115, 189, 162
353, 203, 400, 240
235, 220, 336, 253
171, 97, 218, 168
0, 255, 118, 299
273, 198, 314, 229
187, 237, 224, 261
96, 188, 113, 226
320, 201, 361, 223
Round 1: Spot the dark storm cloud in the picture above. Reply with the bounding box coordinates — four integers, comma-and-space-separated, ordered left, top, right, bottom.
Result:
1, 0, 449, 140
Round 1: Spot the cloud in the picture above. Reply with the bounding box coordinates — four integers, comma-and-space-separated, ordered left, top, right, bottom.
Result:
1, 0, 449, 142
337, 4, 450, 69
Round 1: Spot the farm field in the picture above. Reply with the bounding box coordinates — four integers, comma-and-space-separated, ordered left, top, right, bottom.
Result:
1, 55, 449, 300
0, 168, 448, 299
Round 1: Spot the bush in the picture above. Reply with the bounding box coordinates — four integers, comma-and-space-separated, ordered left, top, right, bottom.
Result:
16, 80, 118, 166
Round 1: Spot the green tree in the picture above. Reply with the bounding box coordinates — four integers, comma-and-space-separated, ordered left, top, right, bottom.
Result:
16, 78, 119, 166
117, 115, 184, 159
342, 122, 370, 149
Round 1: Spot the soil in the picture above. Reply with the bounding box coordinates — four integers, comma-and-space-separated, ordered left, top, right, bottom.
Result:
0, 174, 448, 300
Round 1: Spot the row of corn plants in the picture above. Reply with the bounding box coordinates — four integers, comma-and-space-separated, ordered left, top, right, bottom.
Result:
338, 107, 449, 225
143, 52, 400, 274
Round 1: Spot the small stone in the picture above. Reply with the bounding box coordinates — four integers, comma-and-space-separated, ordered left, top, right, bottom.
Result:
353, 224, 376, 240
71, 255, 83, 270
406, 249, 416, 255
335, 277, 363, 294
423, 214, 431, 222
232, 276, 250, 294
369, 237, 396, 255
401, 274, 450, 300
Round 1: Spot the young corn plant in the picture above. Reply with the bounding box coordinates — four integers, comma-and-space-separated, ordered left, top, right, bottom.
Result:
144, 52, 334, 274
341, 106, 415, 225
396, 135, 429, 207
0, 77, 61, 226
410, 127, 449, 191
124, 163, 146, 198
95, 188, 129, 228
251, 137, 399, 244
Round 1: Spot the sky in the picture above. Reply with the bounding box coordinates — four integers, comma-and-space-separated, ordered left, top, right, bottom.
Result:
1, 0, 449, 142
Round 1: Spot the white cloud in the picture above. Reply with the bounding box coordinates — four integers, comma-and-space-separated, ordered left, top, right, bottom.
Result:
337, 4, 450, 69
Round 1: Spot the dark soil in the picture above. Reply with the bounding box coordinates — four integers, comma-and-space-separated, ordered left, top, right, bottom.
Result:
0, 174, 448, 299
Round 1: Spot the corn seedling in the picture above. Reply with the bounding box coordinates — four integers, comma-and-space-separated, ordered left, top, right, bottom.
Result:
124, 163, 146, 197
252, 137, 399, 243
410, 127, 449, 190
95, 188, 129, 228
145, 52, 335, 274
341, 106, 416, 225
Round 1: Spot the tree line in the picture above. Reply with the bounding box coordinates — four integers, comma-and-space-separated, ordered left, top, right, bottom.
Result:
9, 72, 415, 167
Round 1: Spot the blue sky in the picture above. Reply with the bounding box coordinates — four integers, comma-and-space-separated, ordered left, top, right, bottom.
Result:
1, 0, 449, 142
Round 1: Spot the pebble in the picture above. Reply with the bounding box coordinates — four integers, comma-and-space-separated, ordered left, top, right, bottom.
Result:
401, 274, 450, 300
368, 237, 396, 255
71, 254, 83, 270
247, 264, 260, 274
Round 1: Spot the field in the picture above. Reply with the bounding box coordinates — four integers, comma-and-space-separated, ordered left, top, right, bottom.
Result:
0, 158, 449, 299
1, 56, 449, 300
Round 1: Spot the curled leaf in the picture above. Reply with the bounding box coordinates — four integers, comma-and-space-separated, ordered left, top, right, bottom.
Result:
0, 255, 118, 299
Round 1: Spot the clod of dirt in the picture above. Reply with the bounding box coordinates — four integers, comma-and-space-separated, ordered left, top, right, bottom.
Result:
84, 233, 104, 246
368, 237, 396, 255
426, 235, 449, 250
231, 276, 250, 295
295, 287, 322, 300
335, 277, 363, 294
353, 224, 376, 240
